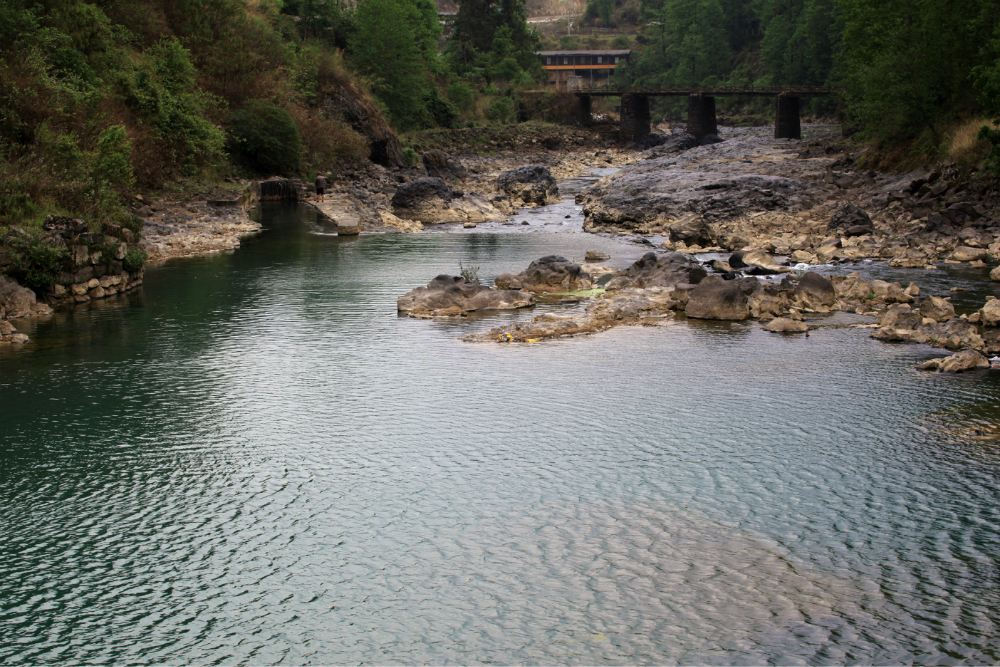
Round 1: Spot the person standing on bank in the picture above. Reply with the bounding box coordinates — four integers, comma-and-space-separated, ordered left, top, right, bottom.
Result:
315, 173, 326, 202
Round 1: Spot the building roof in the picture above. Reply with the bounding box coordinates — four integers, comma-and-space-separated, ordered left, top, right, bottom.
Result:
535, 50, 632, 56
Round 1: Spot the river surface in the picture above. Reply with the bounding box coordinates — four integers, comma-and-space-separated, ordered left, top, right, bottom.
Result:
2, 185, 1000, 664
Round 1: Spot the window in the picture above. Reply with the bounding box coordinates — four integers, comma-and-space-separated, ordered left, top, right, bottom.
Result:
547, 57, 551, 65
564, 57, 568, 64
597, 56, 602, 64
615, 57, 620, 63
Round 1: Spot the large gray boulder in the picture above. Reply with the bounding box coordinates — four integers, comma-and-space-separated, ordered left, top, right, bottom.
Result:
397, 275, 534, 316
391, 178, 453, 223
740, 249, 786, 274
422, 150, 468, 182
668, 216, 714, 246
495, 255, 592, 293
685, 278, 750, 320
795, 271, 836, 309
0, 276, 37, 319
496, 166, 558, 206
920, 295, 956, 323
605, 251, 707, 290
827, 202, 874, 236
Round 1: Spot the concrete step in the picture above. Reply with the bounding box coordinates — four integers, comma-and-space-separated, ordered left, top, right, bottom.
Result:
313, 198, 361, 235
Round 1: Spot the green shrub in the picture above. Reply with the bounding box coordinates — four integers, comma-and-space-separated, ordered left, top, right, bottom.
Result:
122, 247, 147, 273
402, 147, 419, 167
445, 82, 475, 113
611, 35, 631, 49
488, 97, 516, 124
8, 240, 68, 295
227, 100, 302, 175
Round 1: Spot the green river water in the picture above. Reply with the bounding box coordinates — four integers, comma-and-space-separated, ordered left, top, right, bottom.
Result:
2, 196, 999, 664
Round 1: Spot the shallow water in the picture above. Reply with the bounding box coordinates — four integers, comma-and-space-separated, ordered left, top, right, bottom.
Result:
2, 197, 1000, 665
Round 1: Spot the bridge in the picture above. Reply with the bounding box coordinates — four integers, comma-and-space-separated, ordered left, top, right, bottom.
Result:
567, 85, 835, 141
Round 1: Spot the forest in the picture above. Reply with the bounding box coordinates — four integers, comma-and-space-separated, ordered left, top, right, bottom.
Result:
1, 0, 1000, 237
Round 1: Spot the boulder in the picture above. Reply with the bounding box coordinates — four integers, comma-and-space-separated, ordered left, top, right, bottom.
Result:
585, 250, 610, 261
916, 350, 990, 372
495, 255, 592, 293
979, 298, 1000, 326
990, 266, 1000, 281
604, 251, 707, 290
764, 317, 808, 333
685, 278, 750, 320
391, 178, 453, 223
422, 150, 468, 182
871, 279, 914, 304
827, 202, 874, 234
740, 249, 785, 274
378, 210, 423, 232
728, 251, 748, 268
951, 246, 989, 262
448, 193, 506, 223
790, 249, 817, 264
912, 318, 984, 350
795, 271, 836, 310
0, 276, 36, 319
668, 215, 714, 247
496, 166, 558, 206
919, 295, 956, 323
877, 303, 921, 328
397, 275, 534, 315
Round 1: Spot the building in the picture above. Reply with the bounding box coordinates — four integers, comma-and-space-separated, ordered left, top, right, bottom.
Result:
536, 50, 632, 88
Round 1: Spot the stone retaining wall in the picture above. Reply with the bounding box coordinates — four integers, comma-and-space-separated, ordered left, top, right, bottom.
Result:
42, 228, 144, 305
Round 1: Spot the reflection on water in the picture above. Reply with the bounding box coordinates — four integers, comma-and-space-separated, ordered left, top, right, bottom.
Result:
1, 202, 999, 664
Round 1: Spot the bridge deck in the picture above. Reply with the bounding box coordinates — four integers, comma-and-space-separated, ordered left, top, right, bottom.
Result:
559, 85, 835, 97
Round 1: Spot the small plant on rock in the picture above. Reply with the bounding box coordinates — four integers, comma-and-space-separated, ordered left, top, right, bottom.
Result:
459, 261, 480, 284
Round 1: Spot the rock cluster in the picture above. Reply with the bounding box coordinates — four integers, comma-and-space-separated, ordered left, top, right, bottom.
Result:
495, 165, 559, 206
575, 127, 1000, 270
389, 176, 505, 225
139, 200, 262, 262
0, 276, 52, 344
397, 275, 534, 317
494, 255, 592, 293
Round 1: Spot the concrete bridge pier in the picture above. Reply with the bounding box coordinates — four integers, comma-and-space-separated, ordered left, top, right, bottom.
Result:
577, 95, 593, 126
620, 94, 651, 141
687, 95, 718, 138
775, 95, 801, 139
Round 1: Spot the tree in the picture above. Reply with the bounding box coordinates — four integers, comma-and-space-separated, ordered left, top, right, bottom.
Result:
446, 0, 541, 79
349, 0, 439, 129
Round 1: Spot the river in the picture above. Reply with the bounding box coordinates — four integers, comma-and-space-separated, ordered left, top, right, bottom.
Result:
2, 184, 999, 664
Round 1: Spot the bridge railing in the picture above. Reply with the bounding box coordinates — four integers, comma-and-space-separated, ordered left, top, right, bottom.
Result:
565, 84, 836, 96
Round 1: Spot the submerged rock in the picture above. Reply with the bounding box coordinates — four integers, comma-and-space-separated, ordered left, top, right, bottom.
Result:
495, 255, 592, 293
397, 275, 534, 316
764, 317, 809, 333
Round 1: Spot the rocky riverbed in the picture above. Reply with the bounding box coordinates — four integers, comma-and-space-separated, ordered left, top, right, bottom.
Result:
578, 126, 1000, 270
